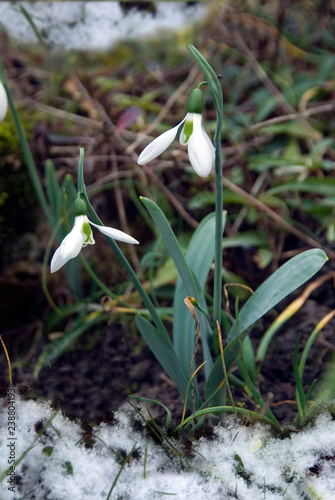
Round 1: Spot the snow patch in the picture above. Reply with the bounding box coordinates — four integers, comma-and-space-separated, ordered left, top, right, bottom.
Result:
0, 394, 335, 499
0, 2, 207, 51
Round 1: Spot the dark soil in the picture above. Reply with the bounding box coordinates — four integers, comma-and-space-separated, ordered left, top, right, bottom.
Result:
1, 250, 335, 431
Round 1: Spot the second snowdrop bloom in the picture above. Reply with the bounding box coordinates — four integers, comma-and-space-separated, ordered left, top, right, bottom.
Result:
50, 198, 139, 274
0, 80, 8, 122
138, 88, 215, 177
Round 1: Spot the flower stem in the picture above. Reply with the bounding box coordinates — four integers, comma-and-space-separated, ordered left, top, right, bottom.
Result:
188, 45, 224, 331
213, 111, 223, 330
78, 254, 134, 310
77, 148, 167, 336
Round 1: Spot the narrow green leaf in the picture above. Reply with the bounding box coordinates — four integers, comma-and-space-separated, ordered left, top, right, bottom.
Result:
206, 249, 328, 401
175, 405, 280, 432
228, 249, 327, 344
45, 160, 62, 224
188, 44, 223, 117
240, 336, 256, 383
106, 443, 137, 500
140, 196, 213, 379
135, 314, 198, 408
140, 197, 197, 296
294, 334, 307, 421
314, 350, 335, 404
129, 395, 172, 429
77, 147, 85, 194
173, 212, 226, 376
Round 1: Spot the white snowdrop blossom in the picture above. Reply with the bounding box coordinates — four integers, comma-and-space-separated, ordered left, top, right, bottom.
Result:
0, 79, 8, 122
138, 88, 215, 177
50, 199, 139, 273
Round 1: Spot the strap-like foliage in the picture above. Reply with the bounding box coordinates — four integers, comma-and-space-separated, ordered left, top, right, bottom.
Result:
206, 249, 328, 402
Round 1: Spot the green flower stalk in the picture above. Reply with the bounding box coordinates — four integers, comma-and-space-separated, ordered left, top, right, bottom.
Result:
188, 45, 224, 330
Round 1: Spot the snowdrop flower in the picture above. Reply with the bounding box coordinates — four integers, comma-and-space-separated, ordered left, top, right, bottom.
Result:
51, 197, 139, 273
138, 88, 215, 177
0, 80, 8, 122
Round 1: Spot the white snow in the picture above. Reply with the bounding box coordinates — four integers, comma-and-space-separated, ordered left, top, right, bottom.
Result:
1, 393, 335, 499
0, 2, 207, 51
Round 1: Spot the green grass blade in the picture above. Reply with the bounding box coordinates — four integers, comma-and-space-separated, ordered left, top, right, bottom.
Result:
299, 309, 335, 379
175, 405, 280, 433
129, 395, 172, 429
293, 334, 307, 422
18, 5, 48, 50
106, 443, 137, 500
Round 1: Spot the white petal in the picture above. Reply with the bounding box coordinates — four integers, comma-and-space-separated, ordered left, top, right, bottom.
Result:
89, 221, 139, 244
50, 216, 85, 273
187, 114, 215, 177
0, 80, 8, 122
137, 119, 185, 165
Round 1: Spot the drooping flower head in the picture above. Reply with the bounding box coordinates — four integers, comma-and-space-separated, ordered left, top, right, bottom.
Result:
50, 197, 139, 273
0, 80, 8, 122
138, 87, 215, 177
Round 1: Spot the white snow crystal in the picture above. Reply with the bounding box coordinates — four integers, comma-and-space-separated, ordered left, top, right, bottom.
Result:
0, 392, 334, 499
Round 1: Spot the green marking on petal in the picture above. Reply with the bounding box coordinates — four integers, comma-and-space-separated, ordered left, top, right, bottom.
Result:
183, 120, 193, 143
82, 222, 94, 245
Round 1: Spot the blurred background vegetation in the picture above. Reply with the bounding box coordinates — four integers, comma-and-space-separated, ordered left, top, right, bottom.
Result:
1, 0, 335, 424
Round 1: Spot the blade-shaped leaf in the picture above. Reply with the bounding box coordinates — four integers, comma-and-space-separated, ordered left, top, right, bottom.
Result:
140, 197, 198, 296
173, 212, 226, 376
45, 160, 62, 224
135, 314, 200, 409
140, 196, 214, 378
206, 249, 328, 401
188, 44, 223, 118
